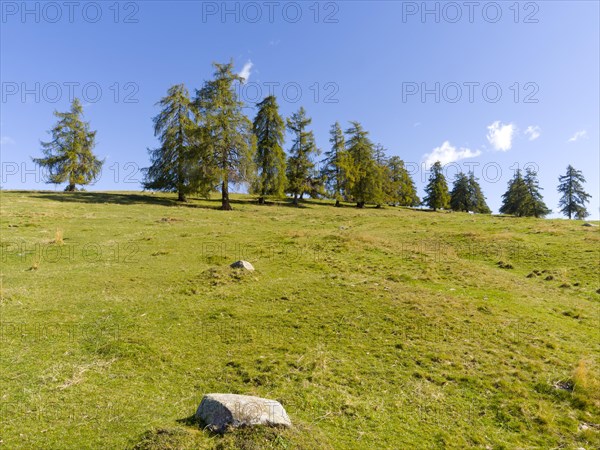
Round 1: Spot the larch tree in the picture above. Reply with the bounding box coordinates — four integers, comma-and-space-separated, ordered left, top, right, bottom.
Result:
373, 144, 390, 207
524, 167, 551, 218
500, 169, 528, 216
345, 122, 381, 208
387, 156, 420, 206
251, 95, 286, 204
448, 171, 490, 213
321, 122, 348, 207
285, 107, 319, 206
423, 161, 450, 211
194, 61, 256, 210
500, 168, 550, 217
468, 172, 491, 214
449, 172, 471, 212
143, 84, 200, 202
557, 165, 591, 219
33, 98, 103, 192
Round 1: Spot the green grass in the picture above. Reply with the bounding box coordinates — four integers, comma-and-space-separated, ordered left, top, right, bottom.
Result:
1, 190, 599, 449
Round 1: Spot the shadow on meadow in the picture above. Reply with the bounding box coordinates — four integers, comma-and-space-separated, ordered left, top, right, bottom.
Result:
27, 191, 336, 210
24, 190, 452, 212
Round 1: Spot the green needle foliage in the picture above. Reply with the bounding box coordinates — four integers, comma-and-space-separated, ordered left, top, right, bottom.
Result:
450, 172, 491, 213
386, 156, 420, 207
285, 107, 319, 206
32, 98, 103, 192
344, 121, 382, 208
468, 172, 491, 214
500, 168, 551, 217
251, 95, 287, 204
450, 172, 471, 212
143, 84, 203, 202
194, 61, 256, 210
321, 122, 349, 207
524, 167, 551, 218
423, 161, 450, 211
557, 165, 591, 219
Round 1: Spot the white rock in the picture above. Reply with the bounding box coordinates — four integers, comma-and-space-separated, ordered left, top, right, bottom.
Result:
196, 393, 291, 432
230, 260, 254, 271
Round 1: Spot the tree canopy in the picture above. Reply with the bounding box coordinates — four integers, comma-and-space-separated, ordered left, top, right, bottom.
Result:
251, 95, 287, 204
33, 98, 103, 192
557, 165, 590, 219
423, 161, 450, 211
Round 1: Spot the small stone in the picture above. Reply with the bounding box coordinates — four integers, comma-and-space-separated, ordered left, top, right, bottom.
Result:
230, 260, 254, 271
196, 393, 291, 433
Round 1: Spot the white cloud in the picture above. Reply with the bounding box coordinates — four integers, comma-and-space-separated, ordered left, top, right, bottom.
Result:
524, 125, 541, 141
568, 129, 587, 142
238, 60, 254, 83
486, 121, 515, 151
0, 136, 15, 146
422, 141, 481, 167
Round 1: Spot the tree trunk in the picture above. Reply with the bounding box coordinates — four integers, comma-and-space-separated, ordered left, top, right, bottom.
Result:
178, 191, 187, 202
66, 183, 76, 192
221, 181, 232, 210
357, 201, 365, 208
258, 197, 265, 205
293, 194, 299, 207
334, 199, 340, 207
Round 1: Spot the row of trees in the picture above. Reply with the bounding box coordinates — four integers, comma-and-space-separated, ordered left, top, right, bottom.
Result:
32, 61, 593, 219
141, 63, 421, 210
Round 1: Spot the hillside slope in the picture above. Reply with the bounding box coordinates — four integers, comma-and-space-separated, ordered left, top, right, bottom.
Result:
1, 191, 598, 449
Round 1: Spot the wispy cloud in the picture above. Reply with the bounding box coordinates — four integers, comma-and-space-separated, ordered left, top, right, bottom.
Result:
486, 121, 515, 152
568, 129, 587, 142
269, 39, 280, 46
423, 141, 481, 167
0, 136, 15, 146
238, 60, 254, 83
524, 125, 541, 141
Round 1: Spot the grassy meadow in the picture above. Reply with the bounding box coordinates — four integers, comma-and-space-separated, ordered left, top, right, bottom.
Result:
0, 190, 599, 449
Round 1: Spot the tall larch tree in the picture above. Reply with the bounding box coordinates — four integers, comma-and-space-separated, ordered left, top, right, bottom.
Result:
468, 172, 491, 214
33, 98, 103, 192
500, 170, 528, 216
285, 107, 319, 206
423, 161, 450, 211
557, 165, 591, 219
387, 156, 420, 206
321, 122, 348, 207
251, 95, 286, 204
194, 61, 256, 210
143, 84, 200, 202
449, 172, 471, 212
373, 144, 390, 207
523, 167, 551, 218
345, 122, 382, 208
500, 168, 550, 217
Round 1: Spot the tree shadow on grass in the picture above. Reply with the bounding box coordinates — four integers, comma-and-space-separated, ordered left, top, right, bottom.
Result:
26, 190, 363, 210
25, 191, 279, 210
29, 191, 178, 207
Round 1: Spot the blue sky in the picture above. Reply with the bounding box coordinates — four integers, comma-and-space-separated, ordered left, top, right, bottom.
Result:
1, 1, 598, 218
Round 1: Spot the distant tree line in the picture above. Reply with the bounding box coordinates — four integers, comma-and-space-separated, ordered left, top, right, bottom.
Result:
32, 61, 592, 219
